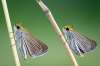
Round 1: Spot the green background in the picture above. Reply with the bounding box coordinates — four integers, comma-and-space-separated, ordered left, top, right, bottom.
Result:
0, 0, 100, 66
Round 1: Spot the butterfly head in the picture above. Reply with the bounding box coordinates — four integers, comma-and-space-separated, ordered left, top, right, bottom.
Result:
63, 25, 74, 31
16, 25, 20, 29
14, 24, 24, 30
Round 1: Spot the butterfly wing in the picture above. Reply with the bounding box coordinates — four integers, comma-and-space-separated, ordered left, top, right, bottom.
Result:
14, 25, 48, 59
24, 32, 48, 57
71, 31, 96, 52
14, 26, 28, 59
63, 29, 97, 55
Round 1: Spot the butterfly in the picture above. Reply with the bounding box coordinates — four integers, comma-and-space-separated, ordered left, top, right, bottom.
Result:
62, 25, 97, 56
14, 24, 48, 59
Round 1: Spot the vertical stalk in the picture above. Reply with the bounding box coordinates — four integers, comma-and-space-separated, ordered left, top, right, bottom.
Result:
36, 0, 78, 66
1, 0, 21, 66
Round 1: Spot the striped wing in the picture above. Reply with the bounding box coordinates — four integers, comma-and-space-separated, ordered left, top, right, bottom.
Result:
24, 32, 48, 57
63, 29, 97, 55
14, 25, 48, 59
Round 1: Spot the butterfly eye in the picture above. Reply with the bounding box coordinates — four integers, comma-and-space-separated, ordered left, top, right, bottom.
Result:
16, 25, 20, 29
66, 27, 69, 31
